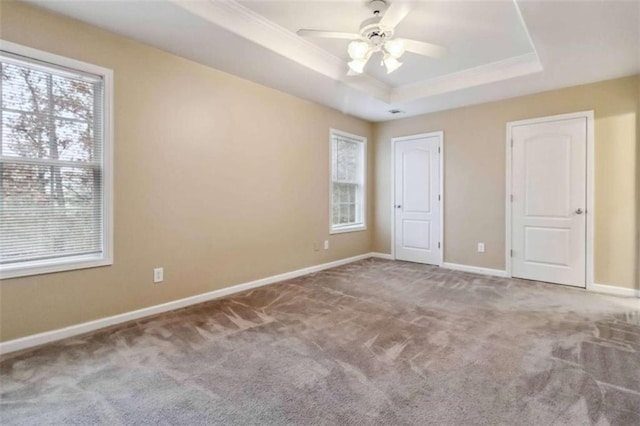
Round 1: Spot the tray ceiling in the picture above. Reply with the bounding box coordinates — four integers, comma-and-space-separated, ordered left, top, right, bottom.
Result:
20, 0, 640, 121
240, 0, 536, 88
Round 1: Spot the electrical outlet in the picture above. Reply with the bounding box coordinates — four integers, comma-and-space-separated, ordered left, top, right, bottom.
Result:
324, 240, 329, 250
477, 243, 485, 253
153, 267, 164, 283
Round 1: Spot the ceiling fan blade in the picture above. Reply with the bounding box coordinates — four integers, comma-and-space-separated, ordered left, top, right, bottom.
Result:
296, 29, 361, 40
399, 38, 448, 58
379, 3, 412, 30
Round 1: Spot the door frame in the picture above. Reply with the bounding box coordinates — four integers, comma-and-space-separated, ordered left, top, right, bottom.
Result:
390, 131, 444, 266
505, 111, 595, 289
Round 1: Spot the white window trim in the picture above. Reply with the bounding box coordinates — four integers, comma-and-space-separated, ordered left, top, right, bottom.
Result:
0, 40, 114, 280
329, 128, 367, 235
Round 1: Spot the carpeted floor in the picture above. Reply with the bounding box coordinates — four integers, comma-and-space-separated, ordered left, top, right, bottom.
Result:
1, 258, 639, 425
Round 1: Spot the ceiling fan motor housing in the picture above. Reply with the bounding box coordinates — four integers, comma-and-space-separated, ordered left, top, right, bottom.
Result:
360, 17, 393, 46
361, 0, 393, 49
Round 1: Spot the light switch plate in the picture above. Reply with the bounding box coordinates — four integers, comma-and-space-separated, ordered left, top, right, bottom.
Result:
154, 267, 164, 283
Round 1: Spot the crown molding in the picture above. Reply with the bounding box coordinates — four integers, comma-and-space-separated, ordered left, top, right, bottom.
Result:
390, 52, 543, 103
171, 0, 542, 107
171, 0, 392, 102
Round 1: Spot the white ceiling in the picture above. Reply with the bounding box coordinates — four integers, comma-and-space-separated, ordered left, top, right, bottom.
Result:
23, 0, 640, 122
239, 0, 534, 87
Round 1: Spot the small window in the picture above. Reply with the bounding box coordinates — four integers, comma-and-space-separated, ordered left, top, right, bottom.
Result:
330, 129, 366, 234
0, 42, 113, 279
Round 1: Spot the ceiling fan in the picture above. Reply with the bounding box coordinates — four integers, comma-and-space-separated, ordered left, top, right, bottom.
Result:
296, 0, 447, 75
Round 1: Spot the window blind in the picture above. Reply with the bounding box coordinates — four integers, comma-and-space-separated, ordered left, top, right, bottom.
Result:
331, 132, 365, 230
0, 52, 105, 266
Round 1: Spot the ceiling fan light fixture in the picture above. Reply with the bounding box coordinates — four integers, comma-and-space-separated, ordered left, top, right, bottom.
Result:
383, 54, 403, 74
347, 40, 370, 60
348, 59, 367, 74
297, 1, 447, 77
384, 39, 405, 58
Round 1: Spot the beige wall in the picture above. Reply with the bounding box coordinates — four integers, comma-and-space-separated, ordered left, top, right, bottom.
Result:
0, 1, 373, 341
1, 1, 638, 343
374, 75, 639, 290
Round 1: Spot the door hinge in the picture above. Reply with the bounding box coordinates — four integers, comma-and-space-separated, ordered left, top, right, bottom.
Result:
438, 194, 441, 201
438, 242, 441, 249
510, 249, 514, 257
510, 138, 514, 148
438, 147, 441, 154
510, 194, 514, 202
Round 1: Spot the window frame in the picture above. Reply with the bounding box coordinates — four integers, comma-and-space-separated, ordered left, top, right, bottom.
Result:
329, 128, 367, 234
0, 40, 113, 279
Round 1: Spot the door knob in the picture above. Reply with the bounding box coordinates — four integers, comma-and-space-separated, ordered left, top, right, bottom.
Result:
575, 208, 584, 215
396, 205, 402, 209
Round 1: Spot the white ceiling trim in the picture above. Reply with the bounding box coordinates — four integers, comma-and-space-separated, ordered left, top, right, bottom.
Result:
172, 0, 544, 106
391, 52, 543, 103
171, 0, 391, 101
19, 0, 639, 120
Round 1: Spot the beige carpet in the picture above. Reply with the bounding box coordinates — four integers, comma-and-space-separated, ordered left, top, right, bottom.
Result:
1, 258, 639, 425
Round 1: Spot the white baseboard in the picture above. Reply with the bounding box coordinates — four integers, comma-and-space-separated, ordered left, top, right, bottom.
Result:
369, 252, 394, 260
589, 282, 640, 298
441, 262, 509, 278
440, 264, 638, 297
5, 254, 634, 355
0, 252, 375, 356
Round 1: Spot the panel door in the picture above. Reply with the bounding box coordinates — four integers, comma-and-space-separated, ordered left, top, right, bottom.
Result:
394, 135, 441, 265
511, 117, 587, 287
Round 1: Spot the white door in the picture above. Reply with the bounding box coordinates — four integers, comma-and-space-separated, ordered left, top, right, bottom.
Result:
511, 117, 587, 287
394, 134, 441, 265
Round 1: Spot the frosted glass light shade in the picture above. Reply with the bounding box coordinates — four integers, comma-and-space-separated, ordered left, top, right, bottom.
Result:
383, 55, 403, 74
384, 39, 405, 58
348, 40, 370, 60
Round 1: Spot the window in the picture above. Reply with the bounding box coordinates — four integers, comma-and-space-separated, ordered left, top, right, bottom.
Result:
330, 129, 366, 233
0, 42, 112, 279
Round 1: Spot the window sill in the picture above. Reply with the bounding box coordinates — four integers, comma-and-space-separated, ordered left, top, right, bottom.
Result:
330, 225, 367, 235
0, 254, 112, 280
